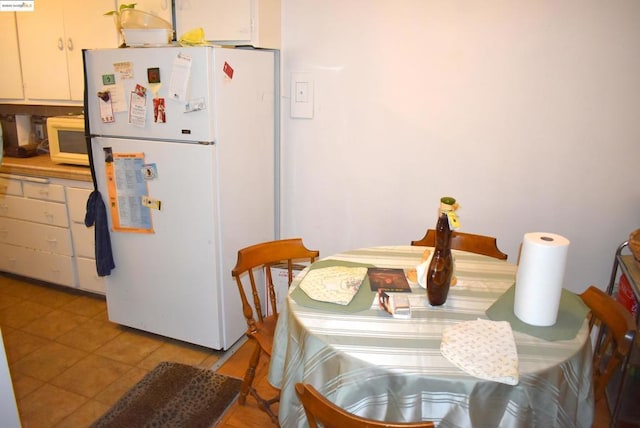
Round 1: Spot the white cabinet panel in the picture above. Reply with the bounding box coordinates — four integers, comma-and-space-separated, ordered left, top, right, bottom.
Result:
67, 185, 98, 290
16, 0, 118, 101
66, 187, 91, 223
0, 14, 24, 100
23, 182, 66, 202
176, 0, 250, 42
76, 257, 105, 294
0, 243, 74, 287
0, 217, 72, 256
175, 0, 280, 48
70, 222, 94, 259
64, 0, 120, 101
16, 1, 68, 101
67, 186, 95, 258
0, 177, 98, 291
0, 195, 68, 227
0, 179, 23, 196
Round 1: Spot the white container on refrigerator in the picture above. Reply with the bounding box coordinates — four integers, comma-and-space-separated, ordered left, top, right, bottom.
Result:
84, 46, 277, 350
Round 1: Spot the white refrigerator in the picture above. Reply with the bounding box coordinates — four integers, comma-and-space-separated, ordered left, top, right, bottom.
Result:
83, 46, 277, 350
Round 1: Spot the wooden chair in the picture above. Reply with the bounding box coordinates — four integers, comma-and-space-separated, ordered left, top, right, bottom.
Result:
579, 286, 636, 407
295, 383, 435, 428
232, 238, 319, 424
411, 229, 508, 260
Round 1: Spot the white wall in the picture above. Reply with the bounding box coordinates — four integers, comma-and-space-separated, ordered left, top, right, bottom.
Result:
279, 0, 640, 292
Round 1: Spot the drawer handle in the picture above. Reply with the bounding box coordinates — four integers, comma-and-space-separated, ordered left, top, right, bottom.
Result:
46, 237, 58, 246
44, 211, 55, 222
39, 189, 50, 197
0, 204, 8, 214
67, 37, 74, 51
58, 37, 64, 51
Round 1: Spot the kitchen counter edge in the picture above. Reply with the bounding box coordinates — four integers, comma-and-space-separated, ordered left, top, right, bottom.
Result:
0, 155, 92, 183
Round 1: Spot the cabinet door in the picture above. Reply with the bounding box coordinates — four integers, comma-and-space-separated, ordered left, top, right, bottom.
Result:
0, 217, 73, 256
16, 1, 70, 100
0, 14, 24, 100
64, 0, 119, 101
0, 243, 74, 287
66, 187, 91, 223
0, 179, 23, 197
70, 223, 94, 258
23, 182, 66, 203
175, 0, 251, 42
0, 195, 69, 227
16, 0, 118, 101
76, 257, 105, 294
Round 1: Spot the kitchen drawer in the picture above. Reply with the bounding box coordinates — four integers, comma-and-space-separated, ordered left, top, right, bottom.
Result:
76, 256, 105, 295
66, 187, 92, 223
0, 243, 74, 287
0, 178, 23, 196
70, 222, 94, 259
0, 195, 68, 227
24, 182, 65, 202
0, 217, 72, 256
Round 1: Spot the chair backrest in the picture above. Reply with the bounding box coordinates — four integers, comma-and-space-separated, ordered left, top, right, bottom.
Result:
295, 383, 435, 428
411, 229, 508, 260
232, 238, 319, 333
579, 285, 636, 401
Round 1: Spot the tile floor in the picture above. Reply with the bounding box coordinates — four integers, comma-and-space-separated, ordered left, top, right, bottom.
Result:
0, 273, 224, 427
0, 272, 615, 428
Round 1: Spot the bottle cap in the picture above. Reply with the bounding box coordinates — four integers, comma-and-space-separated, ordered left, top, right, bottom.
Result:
440, 196, 456, 206
439, 197, 460, 229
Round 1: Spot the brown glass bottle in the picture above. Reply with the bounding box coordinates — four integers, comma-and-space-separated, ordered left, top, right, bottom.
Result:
426, 198, 455, 306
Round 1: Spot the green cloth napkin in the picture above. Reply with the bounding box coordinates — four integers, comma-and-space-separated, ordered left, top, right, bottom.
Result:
290, 260, 376, 313
485, 285, 589, 341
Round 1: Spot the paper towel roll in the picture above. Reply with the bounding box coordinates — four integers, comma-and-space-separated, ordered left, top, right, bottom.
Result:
15, 115, 32, 146
513, 232, 570, 326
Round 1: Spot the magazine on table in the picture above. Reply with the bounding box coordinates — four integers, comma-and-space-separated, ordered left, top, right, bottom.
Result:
367, 268, 411, 292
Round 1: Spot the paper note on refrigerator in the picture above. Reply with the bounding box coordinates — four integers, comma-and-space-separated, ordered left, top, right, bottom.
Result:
168, 53, 192, 102
104, 150, 154, 233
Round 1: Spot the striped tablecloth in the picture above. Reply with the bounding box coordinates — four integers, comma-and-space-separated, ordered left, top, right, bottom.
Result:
268, 246, 593, 428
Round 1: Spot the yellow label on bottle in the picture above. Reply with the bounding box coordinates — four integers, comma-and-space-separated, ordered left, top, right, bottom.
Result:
447, 211, 460, 229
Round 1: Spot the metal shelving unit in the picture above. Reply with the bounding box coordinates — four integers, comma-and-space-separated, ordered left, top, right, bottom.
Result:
605, 241, 640, 427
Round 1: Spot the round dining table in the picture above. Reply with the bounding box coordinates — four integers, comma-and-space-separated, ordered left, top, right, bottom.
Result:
268, 246, 593, 428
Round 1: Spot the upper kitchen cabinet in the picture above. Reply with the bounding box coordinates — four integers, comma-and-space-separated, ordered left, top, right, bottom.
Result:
0, 14, 24, 101
117, 0, 173, 28
16, 0, 118, 103
175, 0, 280, 49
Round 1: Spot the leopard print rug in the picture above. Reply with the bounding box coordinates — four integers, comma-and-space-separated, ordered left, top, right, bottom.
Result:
92, 361, 242, 428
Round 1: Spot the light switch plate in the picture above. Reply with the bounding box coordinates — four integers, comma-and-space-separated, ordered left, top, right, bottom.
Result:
290, 72, 314, 119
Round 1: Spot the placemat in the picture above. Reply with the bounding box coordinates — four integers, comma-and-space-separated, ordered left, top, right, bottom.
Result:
485, 285, 589, 341
290, 259, 376, 312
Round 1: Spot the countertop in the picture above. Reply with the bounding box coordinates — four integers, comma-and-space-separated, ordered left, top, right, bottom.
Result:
0, 154, 92, 182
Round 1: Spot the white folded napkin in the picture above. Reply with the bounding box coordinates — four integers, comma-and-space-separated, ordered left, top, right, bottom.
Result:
415, 253, 456, 288
416, 253, 434, 288
298, 266, 368, 305
440, 318, 519, 385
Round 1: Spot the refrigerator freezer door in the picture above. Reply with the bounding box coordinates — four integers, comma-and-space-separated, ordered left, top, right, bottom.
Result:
84, 46, 215, 143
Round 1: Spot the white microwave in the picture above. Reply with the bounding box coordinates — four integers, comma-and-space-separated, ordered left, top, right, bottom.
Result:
47, 115, 88, 166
